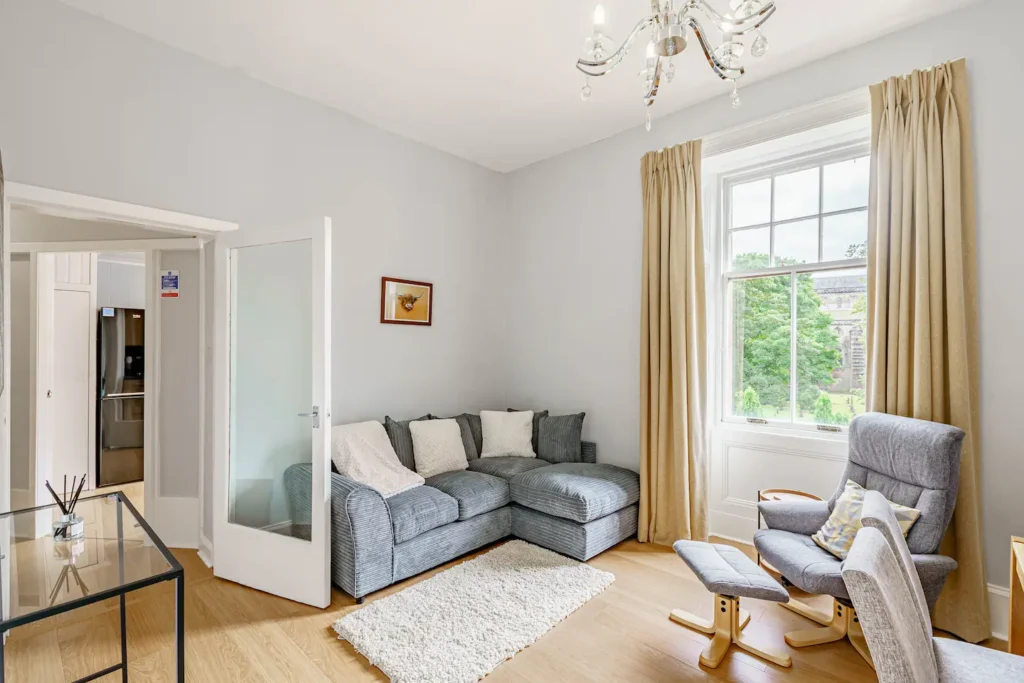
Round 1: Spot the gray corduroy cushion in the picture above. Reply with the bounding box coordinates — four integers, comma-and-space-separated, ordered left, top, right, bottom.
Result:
384, 414, 433, 472
462, 414, 484, 455
425, 470, 509, 520
754, 528, 848, 599
467, 455, 550, 480
672, 540, 790, 603
510, 463, 640, 523
385, 485, 458, 544
934, 637, 1024, 681
511, 503, 638, 561
538, 413, 586, 464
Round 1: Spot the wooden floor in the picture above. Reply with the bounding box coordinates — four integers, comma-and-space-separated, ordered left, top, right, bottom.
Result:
1, 484, 999, 682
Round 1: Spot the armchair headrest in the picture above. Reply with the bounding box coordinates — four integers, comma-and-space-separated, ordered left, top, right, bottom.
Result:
848, 413, 963, 491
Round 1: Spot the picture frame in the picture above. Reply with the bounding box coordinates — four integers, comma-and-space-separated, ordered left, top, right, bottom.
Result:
380, 276, 433, 326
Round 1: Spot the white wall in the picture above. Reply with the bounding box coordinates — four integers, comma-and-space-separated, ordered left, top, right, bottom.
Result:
0, 1, 508, 545
503, 0, 1024, 591
97, 256, 146, 310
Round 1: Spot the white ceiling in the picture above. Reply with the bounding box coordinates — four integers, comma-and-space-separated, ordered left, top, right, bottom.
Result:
61, 0, 979, 172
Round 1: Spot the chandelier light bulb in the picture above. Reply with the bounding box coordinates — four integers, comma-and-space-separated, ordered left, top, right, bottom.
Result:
593, 4, 606, 29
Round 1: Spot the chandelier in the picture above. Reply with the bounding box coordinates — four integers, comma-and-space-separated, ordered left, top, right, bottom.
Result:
577, 1, 777, 130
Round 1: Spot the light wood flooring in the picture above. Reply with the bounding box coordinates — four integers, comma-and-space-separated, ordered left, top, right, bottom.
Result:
2, 484, 1001, 682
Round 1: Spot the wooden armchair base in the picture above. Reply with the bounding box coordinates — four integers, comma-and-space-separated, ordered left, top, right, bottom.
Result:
783, 597, 873, 668
670, 595, 792, 669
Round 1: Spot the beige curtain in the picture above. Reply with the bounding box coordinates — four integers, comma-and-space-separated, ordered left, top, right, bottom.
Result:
867, 58, 989, 642
639, 141, 708, 546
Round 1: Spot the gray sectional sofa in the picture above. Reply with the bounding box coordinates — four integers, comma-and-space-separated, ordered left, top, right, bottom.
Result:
284, 413, 640, 602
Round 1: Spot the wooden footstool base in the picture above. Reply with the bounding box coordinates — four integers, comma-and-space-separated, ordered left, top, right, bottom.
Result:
670, 540, 793, 670
671, 594, 791, 669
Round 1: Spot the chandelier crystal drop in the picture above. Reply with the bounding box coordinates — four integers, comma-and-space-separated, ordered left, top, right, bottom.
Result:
577, 1, 776, 129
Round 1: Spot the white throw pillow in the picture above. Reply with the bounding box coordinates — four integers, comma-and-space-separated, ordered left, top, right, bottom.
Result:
331, 421, 423, 498
410, 419, 469, 479
480, 410, 535, 458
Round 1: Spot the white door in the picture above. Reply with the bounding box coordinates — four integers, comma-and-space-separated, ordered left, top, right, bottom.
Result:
213, 218, 332, 608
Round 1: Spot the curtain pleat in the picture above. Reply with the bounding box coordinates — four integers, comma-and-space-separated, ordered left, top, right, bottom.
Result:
639, 140, 708, 546
867, 58, 990, 642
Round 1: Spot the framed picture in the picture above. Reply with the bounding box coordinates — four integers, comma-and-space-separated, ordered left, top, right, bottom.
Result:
380, 277, 433, 326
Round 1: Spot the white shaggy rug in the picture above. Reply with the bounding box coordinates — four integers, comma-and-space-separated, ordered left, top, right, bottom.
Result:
333, 540, 615, 683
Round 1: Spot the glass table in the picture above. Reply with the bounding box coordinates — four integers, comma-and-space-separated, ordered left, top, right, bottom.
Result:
0, 492, 184, 682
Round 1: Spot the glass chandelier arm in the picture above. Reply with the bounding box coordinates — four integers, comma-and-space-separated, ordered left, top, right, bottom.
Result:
576, 15, 657, 77
687, 0, 776, 35
644, 59, 664, 106
686, 16, 744, 80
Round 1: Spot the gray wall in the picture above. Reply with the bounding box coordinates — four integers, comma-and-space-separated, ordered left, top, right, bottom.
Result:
503, 0, 1024, 586
0, 0, 509, 544
97, 258, 146, 310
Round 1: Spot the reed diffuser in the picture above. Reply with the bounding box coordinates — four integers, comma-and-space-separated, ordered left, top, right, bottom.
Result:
47, 474, 87, 540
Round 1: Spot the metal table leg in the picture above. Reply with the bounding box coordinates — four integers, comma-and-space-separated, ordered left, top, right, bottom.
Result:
176, 573, 185, 682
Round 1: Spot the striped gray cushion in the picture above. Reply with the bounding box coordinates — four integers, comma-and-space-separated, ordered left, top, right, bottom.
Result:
538, 413, 586, 463
467, 456, 550, 480
581, 441, 597, 464
393, 508, 512, 581
462, 414, 484, 455
507, 408, 548, 454
384, 414, 432, 471
510, 463, 640, 523
511, 503, 638, 561
440, 415, 479, 460
385, 485, 458, 544
426, 470, 510, 520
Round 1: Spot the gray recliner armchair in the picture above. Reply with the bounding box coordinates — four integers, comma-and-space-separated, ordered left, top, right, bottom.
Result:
753, 412, 963, 663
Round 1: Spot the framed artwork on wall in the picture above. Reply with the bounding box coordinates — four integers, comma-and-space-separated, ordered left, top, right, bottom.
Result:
380, 276, 432, 326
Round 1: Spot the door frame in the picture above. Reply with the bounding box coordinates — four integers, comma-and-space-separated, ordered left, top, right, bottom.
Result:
1, 183, 236, 554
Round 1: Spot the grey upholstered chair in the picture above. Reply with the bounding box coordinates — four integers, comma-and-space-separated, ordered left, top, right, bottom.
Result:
753, 412, 963, 662
844, 504, 1024, 683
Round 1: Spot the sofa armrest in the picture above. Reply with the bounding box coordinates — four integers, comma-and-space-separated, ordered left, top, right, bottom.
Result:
283, 463, 395, 600
912, 554, 958, 612
757, 499, 832, 536
581, 441, 598, 464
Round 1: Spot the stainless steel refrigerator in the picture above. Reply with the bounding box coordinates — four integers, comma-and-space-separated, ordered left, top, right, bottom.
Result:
97, 307, 145, 487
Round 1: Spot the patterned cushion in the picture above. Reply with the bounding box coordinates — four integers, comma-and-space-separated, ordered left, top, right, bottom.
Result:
507, 408, 548, 454
538, 413, 586, 464
813, 479, 921, 559
385, 485, 458, 544
467, 456, 550, 481
384, 415, 432, 471
510, 463, 640, 523
425, 470, 510, 520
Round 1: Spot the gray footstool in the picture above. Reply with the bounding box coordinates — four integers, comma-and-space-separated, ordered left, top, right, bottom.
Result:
670, 540, 792, 669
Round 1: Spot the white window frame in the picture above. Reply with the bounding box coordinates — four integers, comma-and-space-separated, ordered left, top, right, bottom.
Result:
717, 141, 870, 435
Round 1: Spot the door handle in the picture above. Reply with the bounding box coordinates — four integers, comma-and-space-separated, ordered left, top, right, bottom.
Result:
298, 406, 320, 429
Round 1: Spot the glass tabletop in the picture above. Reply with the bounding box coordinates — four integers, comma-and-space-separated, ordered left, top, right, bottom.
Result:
0, 492, 181, 627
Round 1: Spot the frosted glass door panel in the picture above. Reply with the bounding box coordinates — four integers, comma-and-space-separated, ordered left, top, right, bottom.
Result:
229, 239, 312, 538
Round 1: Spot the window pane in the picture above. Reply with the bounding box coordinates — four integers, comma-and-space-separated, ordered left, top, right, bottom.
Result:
730, 275, 792, 421
795, 268, 868, 426
823, 156, 870, 212
822, 211, 868, 261
731, 179, 771, 228
730, 227, 770, 272
774, 218, 819, 266
774, 167, 819, 221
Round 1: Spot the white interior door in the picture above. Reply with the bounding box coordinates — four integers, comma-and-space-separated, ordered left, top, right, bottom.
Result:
213, 218, 332, 608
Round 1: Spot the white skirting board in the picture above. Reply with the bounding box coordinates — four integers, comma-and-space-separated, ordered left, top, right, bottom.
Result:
197, 532, 214, 569
709, 525, 1011, 642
